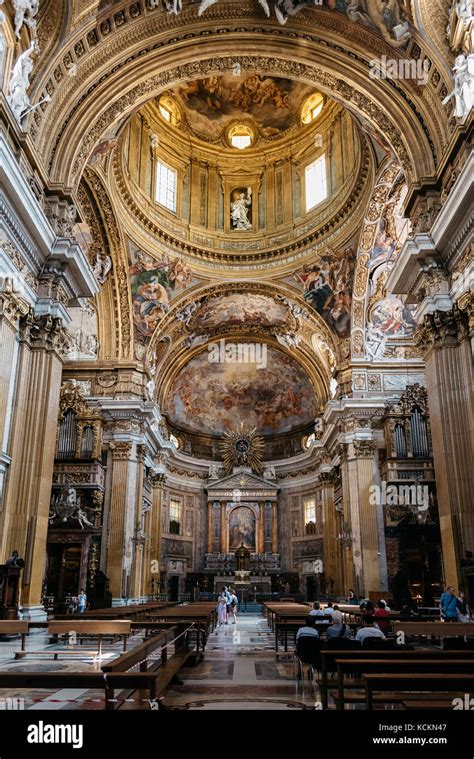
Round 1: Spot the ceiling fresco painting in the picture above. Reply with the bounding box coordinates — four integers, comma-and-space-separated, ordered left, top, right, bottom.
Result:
165, 345, 318, 437
129, 247, 195, 344
174, 75, 317, 139
292, 246, 356, 338
192, 293, 289, 330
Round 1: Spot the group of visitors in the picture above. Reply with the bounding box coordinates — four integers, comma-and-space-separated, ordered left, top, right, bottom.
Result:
440, 586, 471, 623
297, 598, 393, 643
216, 586, 238, 626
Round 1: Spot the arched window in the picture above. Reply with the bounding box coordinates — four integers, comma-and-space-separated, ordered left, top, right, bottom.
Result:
57, 410, 77, 459
410, 407, 429, 457
81, 426, 94, 458
394, 423, 407, 458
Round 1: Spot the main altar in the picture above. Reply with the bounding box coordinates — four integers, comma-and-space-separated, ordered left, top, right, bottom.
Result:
205, 467, 280, 592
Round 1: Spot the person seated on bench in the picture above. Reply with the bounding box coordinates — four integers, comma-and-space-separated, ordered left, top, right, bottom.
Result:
373, 600, 391, 635
355, 615, 385, 644
325, 602, 335, 618
326, 610, 352, 640
360, 601, 375, 619
296, 616, 319, 641
309, 602, 329, 623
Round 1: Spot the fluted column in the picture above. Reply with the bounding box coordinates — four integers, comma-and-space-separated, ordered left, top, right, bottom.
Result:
338, 444, 356, 595
258, 501, 265, 554
1, 313, 69, 608
207, 500, 213, 553
415, 300, 474, 585
148, 473, 166, 594
130, 444, 146, 600
349, 440, 383, 596
271, 502, 278, 553
220, 501, 226, 553
319, 471, 341, 595
106, 441, 133, 600
0, 293, 28, 525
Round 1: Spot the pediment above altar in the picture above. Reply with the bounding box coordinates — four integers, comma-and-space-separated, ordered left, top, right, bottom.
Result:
206, 468, 278, 499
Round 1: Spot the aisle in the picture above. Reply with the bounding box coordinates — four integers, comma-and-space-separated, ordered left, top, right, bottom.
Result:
163, 614, 316, 710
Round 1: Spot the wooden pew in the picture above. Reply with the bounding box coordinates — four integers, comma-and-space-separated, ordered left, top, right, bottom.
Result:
0, 621, 29, 651
393, 621, 473, 639
334, 658, 474, 710
364, 673, 474, 710
101, 626, 198, 710
319, 648, 474, 709
274, 619, 333, 653
15, 620, 131, 660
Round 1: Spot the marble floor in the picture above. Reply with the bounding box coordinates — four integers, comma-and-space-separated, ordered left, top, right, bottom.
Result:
163, 614, 317, 711
0, 614, 316, 711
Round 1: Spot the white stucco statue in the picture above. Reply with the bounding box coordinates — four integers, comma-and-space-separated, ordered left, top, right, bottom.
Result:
91, 251, 112, 284
456, 0, 473, 23
7, 39, 37, 121
443, 54, 474, 119
14, 0, 39, 38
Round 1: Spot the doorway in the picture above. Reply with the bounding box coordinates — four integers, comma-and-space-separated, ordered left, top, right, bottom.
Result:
45, 543, 82, 603
169, 575, 179, 602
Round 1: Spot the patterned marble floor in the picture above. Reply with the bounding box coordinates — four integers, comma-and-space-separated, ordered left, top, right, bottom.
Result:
0, 616, 316, 710
162, 614, 317, 710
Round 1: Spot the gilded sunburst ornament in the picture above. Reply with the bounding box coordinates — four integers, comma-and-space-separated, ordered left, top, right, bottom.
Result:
220, 424, 264, 475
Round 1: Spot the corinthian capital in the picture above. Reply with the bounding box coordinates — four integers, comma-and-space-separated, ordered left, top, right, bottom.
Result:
109, 441, 133, 461
0, 290, 30, 328
353, 440, 377, 458
415, 303, 470, 355
19, 312, 72, 357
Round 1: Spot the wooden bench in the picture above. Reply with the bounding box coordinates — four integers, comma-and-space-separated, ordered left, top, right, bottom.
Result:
318, 648, 474, 709
333, 658, 474, 710
0, 621, 29, 651
364, 673, 474, 709
393, 621, 474, 640
15, 620, 131, 660
102, 623, 197, 710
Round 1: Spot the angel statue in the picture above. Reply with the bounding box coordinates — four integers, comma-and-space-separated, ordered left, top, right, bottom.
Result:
230, 187, 252, 230
14, 0, 39, 38
91, 250, 112, 284
7, 39, 37, 121
442, 54, 474, 120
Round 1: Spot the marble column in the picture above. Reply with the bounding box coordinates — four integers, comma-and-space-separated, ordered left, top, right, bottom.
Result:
271, 501, 278, 553
348, 440, 383, 596
220, 501, 226, 553
258, 501, 265, 554
148, 473, 165, 595
207, 500, 213, 553
415, 300, 473, 585
338, 444, 357, 596
0, 293, 28, 515
106, 441, 133, 600
1, 313, 69, 611
318, 471, 341, 595
130, 444, 146, 600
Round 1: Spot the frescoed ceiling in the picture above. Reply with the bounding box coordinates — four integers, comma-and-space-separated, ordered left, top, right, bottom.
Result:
165, 345, 318, 437
170, 76, 319, 141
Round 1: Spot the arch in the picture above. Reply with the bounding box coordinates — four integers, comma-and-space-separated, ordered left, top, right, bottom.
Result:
27, 5, 450, 190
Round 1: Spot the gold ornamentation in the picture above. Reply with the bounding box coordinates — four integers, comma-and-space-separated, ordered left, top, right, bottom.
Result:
220, 424, 264, 475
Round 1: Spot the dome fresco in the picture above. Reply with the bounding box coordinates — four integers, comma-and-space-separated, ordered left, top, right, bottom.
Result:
165, 344, 318, 437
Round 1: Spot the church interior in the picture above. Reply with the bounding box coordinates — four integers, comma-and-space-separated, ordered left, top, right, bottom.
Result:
0, 0, 473, 732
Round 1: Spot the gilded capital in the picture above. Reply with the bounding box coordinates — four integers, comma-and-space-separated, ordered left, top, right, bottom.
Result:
109, 441, 133, 460
0, 290, 30, 328
318, 471, 335, 485
415, 304, 470, 356
352, 440, 377, 458
19, 312, 72, 357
